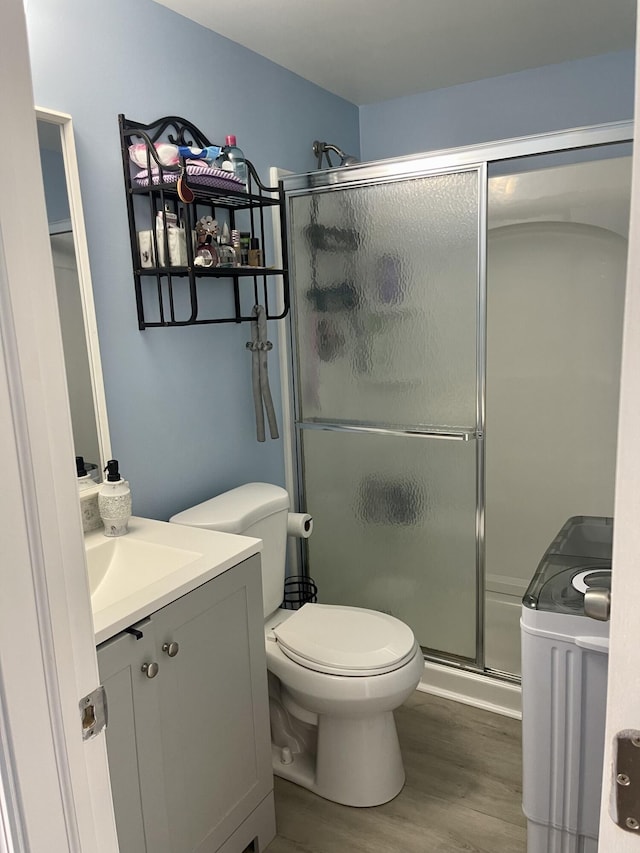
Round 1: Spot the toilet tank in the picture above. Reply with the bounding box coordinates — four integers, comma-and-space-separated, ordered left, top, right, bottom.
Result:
169, 483, 290, 618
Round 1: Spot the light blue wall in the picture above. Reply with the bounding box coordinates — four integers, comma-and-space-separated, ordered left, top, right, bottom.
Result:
25, 0, 634, 524
25, 0, 359, 520
359, 51, 635, 161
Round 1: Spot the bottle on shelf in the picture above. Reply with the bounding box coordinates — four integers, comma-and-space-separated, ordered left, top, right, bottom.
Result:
217, 231, 237, 268
231, 229, 243, 265
216, 135, 248, 189
239, 232, 251, 266
195, 216, 219, 267
248, 237, 264, 267
195, 235, 219, 267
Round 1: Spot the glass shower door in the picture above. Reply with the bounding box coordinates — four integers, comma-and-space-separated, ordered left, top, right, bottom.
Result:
287, 167, 482, 661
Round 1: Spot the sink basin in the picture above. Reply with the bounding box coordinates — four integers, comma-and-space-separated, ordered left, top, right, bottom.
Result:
87, 536, 201, 613
85, 516, 262, 644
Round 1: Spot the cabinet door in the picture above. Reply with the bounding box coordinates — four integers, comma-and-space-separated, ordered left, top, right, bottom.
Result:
152, 555, 272, 853
97, 623, 171, 853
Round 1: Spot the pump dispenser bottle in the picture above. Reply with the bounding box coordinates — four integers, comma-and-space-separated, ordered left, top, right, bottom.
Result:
98, 459, 132, 537
77, 456, 102, 533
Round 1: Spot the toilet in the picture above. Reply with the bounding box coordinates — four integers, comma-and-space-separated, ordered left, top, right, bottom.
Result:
170, 482, 424, 807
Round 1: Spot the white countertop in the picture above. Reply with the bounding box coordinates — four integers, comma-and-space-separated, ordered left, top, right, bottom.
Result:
87, 516, 262, 645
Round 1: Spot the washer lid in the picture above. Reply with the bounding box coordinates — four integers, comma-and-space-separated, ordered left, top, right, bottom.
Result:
272, 604, 417, 674
523, 515, 613, 613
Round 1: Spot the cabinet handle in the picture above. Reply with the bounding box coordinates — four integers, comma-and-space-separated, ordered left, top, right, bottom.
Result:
141, 662, 159, 678
162, 642, 180, 658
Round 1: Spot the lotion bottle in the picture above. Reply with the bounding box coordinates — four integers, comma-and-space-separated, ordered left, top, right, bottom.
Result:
77, 456, 102, 533
248, 237, 264, 267
98, 459, 132, 537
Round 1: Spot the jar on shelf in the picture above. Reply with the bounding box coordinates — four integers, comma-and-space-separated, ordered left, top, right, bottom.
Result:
195, 235, 219, 267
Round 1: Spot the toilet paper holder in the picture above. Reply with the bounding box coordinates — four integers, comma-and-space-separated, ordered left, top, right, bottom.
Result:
281, 512, 316, 609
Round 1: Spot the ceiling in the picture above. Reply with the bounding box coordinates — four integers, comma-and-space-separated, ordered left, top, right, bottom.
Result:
152, 0, 636, 105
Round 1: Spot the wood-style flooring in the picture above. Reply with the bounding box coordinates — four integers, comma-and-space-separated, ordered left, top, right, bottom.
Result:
266, 690, 525, 853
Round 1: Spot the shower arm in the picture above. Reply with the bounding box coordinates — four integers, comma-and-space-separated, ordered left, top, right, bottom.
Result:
312, 140, 358, 169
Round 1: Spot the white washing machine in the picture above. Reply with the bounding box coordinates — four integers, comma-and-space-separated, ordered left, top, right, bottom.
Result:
521, 515, 613, 853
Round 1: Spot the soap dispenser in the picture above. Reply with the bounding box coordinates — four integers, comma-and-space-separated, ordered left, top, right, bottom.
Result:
98, 459, 132, 537
77, 456, 102, 533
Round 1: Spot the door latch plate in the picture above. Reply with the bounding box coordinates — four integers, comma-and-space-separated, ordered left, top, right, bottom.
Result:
612, 730, 640, 831
79, 685, 108, 741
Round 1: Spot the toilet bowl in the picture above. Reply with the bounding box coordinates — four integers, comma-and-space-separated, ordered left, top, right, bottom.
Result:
170, 483, 424, 807
266, 604, 424, 806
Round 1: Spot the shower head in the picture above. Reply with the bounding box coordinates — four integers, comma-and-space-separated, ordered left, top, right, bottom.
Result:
312, 140, 359, 169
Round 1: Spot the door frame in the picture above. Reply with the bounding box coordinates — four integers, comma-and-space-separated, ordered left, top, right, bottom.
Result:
270, 166, 301, 576
0, 1, 118, 850
598, 11, 640, 846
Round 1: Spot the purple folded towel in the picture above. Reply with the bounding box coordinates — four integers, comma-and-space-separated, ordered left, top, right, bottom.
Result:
134, 163, 244, 192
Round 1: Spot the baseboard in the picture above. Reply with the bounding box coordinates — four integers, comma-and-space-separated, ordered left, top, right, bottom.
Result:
418, 660, 522, 720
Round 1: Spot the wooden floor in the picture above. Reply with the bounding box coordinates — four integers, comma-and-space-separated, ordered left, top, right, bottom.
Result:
266, 691, 526, 853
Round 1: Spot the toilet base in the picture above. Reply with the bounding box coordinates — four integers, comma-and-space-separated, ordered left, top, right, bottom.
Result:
272, 710, 406, 807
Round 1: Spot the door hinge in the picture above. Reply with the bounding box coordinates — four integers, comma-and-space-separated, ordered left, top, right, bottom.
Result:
611, 730, 640, 832
79, 685, 108, 741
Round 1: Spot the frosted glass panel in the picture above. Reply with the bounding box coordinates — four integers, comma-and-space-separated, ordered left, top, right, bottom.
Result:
289, 171, 479, 427
302, 429, 477, 660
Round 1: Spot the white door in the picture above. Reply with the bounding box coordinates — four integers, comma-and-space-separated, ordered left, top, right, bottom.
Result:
598, 11, 640, 850
0, 1, 118, 851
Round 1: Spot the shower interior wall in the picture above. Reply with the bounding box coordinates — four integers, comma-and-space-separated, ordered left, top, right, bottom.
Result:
484, 153, 630, 675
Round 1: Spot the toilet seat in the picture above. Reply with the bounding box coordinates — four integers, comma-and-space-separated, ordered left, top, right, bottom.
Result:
272, 603, 418, 677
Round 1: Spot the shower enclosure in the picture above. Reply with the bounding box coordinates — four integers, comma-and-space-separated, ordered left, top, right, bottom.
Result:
281, 122, 632, 679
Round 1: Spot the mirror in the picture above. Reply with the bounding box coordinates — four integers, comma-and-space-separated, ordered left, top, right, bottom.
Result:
36, 108, 110, 478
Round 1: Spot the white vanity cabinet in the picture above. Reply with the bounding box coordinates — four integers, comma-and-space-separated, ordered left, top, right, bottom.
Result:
97, 554, 275, 853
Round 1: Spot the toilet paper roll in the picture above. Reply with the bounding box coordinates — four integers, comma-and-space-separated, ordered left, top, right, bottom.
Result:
287, 512, 313, 538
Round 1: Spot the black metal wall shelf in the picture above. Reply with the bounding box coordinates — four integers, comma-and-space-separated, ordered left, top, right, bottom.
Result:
119, 114, 290, 329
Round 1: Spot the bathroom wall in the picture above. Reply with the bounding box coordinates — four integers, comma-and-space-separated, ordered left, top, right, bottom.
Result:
24, 0, 360, 520
25, 0, 634, 526
359, 51, 635, 161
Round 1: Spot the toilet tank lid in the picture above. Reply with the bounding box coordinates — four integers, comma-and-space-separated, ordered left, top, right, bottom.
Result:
169, 482, 289, 533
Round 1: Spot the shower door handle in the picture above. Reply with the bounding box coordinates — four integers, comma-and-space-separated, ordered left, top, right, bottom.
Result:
297, 422, 478, 441
398, 428, 477, 441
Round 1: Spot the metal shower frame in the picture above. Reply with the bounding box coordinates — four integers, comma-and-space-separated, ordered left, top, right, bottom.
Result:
281, 119, 633, 680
